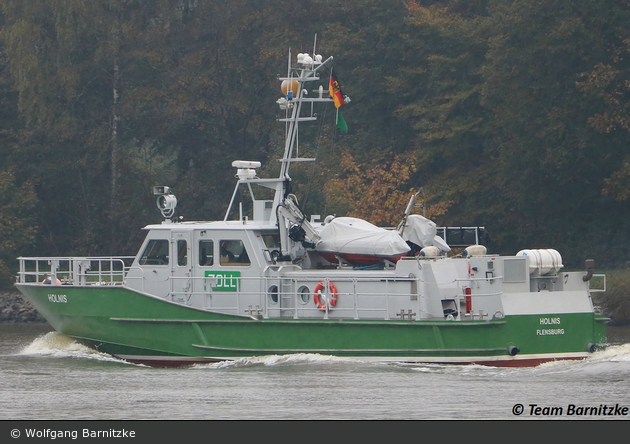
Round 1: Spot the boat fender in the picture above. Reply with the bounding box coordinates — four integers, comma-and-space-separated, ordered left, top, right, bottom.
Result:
462, 245, 487, 257
419, 246, 441, 257
313, 281, 338, 311
508, 345, 520, 356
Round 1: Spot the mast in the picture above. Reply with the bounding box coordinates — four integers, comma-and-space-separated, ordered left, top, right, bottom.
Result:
277, 53, 333, 183
224, 47, 337, 260
274, 49, 334, 257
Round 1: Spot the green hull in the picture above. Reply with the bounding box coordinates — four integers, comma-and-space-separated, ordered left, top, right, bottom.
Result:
16, 283, 608, 367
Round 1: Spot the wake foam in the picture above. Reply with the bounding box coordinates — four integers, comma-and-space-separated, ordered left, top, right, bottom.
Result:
190, 344, 630, 371
19, 331, 630, 371
19, 331, 127, 364
590, 343, 630, 362
194, 353, 357, 369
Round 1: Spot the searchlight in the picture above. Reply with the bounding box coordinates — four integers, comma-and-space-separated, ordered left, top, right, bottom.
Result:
153, 186, 177, 219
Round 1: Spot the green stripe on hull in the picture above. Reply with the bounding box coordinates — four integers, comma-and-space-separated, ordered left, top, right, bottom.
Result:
16, 284, 607, 364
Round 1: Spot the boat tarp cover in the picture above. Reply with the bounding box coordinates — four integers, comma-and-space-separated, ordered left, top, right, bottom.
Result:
314, 217, 411, 257
402, 214, 451, 252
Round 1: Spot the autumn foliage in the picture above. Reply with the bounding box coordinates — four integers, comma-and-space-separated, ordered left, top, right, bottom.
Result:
324, 151, 417, 227
1, 0, 630, 290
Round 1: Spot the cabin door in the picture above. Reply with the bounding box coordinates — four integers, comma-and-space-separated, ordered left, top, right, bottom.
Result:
170, 231, 193, 303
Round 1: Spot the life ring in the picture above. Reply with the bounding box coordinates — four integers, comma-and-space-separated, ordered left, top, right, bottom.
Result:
313, 281, 338, 311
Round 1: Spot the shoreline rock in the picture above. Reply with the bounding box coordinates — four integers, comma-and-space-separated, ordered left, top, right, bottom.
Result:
0, 291, 47, 323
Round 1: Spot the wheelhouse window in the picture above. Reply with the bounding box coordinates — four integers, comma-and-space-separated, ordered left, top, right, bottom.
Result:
261, 232, 280, 249
219, 240, 250, 266
139, 239, 169, 265
199, 240, 214, 266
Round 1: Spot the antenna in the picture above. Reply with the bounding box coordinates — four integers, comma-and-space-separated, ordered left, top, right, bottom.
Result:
287, 48, 291, 78
313, 34, 317, 58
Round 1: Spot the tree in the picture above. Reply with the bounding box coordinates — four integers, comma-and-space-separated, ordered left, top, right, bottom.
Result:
323, 150, 418, 226
576, 40, 630, 204
391, 1, 490, 228
478, 0, 630, 265
0, 169, 37, 287
2, 0, 630, 274
0, 0, 167, 254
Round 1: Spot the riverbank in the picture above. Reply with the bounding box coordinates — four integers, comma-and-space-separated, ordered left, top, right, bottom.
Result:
0, 291, 46, 323
591, 269, 630, 326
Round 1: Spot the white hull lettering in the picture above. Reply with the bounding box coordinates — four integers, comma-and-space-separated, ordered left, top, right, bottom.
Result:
536, 328, 564, 335
214, 274, 238, 290
204, 271, 240, 292
47, 294, 67, 303
539, 317, 561, 325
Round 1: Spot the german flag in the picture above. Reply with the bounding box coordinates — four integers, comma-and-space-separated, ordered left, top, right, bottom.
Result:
329, 69, 345, 108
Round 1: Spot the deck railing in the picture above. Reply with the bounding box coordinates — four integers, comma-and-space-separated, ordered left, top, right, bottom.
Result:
146, 273, 503, 321
17, 255, 584, 322
17, 256, 136, 286
16, 256, 493, 322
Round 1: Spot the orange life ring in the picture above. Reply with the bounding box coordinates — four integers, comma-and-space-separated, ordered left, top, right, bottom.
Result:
313, 281, 338, 311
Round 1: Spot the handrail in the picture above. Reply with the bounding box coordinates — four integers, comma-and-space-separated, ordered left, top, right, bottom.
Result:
588, 273, 606, 293
17, 256, 136, 285
13, 255, 499, 322
16, 255, 601, 323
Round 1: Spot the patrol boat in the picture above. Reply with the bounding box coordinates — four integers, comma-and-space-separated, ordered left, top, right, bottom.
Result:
15, 48, 608, 367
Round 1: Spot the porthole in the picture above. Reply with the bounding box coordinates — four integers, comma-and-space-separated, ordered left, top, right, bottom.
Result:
298, 285, 310, 304
268, 285, 279, 304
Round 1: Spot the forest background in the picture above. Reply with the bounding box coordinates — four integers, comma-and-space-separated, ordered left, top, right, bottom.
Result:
0, 0, 630, 321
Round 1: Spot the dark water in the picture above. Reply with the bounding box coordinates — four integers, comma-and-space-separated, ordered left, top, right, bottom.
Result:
1, 323, 630, 420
